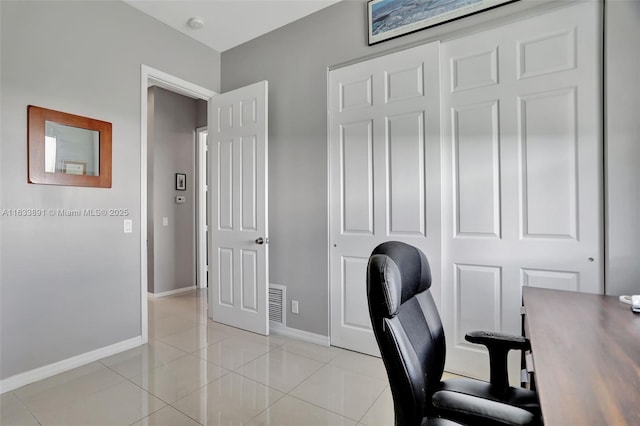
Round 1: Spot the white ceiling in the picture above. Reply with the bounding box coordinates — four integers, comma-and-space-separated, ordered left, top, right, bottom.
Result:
123, 0, 342, 53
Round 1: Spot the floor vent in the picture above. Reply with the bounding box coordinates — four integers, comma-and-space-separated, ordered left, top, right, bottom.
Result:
269, 284, 286, 324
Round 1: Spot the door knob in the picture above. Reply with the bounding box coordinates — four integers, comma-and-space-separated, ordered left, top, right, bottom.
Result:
255, 237, 268, 245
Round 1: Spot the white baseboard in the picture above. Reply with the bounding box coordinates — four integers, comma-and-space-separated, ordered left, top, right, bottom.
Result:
0, 336, 142, 395
148, 285, 196, 299
270, 322, 330, 347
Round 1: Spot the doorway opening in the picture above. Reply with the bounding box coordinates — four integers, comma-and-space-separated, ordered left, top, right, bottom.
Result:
140, 65, 216, 342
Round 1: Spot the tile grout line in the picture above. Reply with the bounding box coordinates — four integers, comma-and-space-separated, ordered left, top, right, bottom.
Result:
6, 390, 43, 426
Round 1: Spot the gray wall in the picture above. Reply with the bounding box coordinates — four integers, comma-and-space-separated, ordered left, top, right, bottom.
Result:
0, 0, 220, 380
604, 0, 640, 296
148, 86, 198, 294
221, 0, 640, 336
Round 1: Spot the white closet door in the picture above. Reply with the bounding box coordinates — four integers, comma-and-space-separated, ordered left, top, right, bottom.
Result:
440, 1, 603, 380
328, 42, 441, 355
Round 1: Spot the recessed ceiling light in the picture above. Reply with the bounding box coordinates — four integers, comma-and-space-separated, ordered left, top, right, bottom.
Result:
188, 17, 206, 30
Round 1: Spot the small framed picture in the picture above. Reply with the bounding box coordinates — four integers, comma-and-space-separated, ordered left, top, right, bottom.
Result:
175, 173, 186, 191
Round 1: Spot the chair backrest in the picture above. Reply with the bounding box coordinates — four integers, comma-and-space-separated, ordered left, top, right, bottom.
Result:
367, 241, 446, 426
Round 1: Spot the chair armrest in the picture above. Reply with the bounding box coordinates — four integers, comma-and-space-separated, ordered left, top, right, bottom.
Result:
465, 331, 530, 352
465, 331, 531, 393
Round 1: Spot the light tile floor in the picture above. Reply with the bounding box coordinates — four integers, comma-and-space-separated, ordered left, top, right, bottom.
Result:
1, 289, 460, 425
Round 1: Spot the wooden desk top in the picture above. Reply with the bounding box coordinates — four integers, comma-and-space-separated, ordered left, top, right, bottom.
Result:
523, 287, 640, 425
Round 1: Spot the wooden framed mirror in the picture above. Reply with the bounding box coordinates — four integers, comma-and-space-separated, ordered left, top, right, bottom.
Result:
28, 105, 112, 188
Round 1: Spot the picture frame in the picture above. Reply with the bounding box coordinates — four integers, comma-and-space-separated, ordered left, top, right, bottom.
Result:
368, 0, 518, 45
27, 105, 112, 188
175, 173, 186, 191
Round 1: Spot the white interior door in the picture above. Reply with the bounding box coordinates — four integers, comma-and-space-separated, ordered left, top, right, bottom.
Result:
440, 2, 603, 380
329, 43, 441, 355
208, 81, 269, 335
197, 127, 208, 289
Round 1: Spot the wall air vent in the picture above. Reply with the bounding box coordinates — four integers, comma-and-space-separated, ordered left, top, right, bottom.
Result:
268, 284, 286, 324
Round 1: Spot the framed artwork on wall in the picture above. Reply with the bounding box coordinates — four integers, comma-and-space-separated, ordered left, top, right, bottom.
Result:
368, 0, 518, 45
176, 173, 186, 191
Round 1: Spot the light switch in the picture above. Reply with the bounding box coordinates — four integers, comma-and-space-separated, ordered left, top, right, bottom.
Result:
124, 219, 132, 233
162, 217, 168, 227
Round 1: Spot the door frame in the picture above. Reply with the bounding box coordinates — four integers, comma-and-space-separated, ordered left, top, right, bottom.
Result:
140, 65, 217, 342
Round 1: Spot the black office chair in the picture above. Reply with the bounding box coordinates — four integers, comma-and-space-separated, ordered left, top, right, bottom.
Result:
367, 241, 541, 426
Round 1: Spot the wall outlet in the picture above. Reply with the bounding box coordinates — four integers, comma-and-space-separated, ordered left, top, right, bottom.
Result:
291, 300, 299, 314
123, 219, 132, 233
162, 217, 168, 227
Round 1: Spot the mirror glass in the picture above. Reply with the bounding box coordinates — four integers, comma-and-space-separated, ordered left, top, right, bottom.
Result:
44, 121, 100, 176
